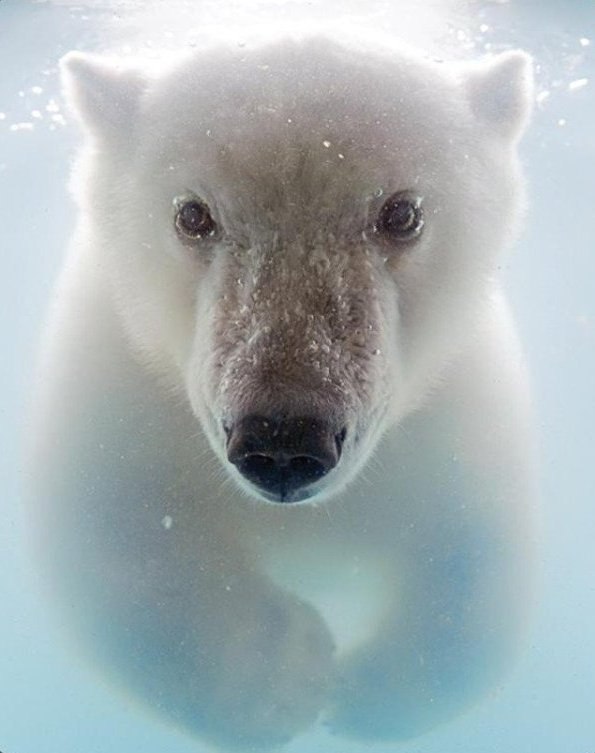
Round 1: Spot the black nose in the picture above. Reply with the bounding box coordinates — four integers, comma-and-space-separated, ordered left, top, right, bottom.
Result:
226, 415, 346, 502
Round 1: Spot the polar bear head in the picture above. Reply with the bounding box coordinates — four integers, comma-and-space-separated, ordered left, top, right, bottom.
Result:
62, 36, 532, 503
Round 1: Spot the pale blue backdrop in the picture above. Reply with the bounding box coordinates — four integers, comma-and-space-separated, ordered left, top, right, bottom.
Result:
0, 1, 593, 752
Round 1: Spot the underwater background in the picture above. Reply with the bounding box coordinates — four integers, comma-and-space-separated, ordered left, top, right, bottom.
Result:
0, 1, 594, 751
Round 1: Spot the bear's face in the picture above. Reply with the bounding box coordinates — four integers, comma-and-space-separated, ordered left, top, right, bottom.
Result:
63, 37, 532, 503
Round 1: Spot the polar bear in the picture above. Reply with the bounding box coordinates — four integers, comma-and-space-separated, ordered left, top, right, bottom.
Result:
30, 33, 536, 751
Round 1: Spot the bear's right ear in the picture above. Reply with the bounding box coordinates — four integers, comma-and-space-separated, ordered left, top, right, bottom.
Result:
465, 50, 533, 141
60, 51, 147, 139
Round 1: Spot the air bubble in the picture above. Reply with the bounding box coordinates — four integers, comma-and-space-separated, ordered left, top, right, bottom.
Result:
536, 90, 550, 106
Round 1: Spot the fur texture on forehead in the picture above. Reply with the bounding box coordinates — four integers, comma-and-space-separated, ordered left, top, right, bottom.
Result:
134, 40, 480, 228
63, 35, 532, 252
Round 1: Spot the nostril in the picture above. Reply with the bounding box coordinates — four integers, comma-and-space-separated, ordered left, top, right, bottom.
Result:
242, 453, 276, 482
286, 455, 327, 482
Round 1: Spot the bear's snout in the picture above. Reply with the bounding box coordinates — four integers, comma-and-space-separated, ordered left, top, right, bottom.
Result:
225, 415, 346, 503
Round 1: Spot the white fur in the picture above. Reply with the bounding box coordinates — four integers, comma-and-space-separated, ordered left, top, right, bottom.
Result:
31, 33, 536, 750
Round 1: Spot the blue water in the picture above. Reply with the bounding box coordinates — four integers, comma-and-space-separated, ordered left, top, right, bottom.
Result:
1, 1, 594, 752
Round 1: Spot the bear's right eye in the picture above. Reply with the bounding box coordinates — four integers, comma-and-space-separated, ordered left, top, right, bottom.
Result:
375, 192, 424, 243
174, 196, 217, 240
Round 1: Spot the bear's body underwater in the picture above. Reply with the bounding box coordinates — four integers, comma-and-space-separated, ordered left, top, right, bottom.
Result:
30, 34, 536, 750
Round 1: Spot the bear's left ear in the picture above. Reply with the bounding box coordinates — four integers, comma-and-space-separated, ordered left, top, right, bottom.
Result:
465, 50, 533, 141
61, 51, 147, 140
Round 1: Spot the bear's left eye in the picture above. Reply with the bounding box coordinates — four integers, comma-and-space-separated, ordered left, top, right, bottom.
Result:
375, 192, 424, 242
174, 196, 217, 240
